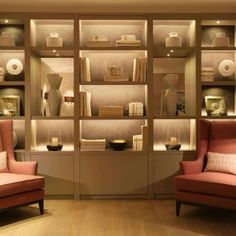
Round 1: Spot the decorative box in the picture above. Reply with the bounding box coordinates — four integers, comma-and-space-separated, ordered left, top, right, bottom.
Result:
98, 106, 124, 117
213, 32, 229, 47
0, 32, 15, 47
165, 32, 182, 47
46, 33, 63, 47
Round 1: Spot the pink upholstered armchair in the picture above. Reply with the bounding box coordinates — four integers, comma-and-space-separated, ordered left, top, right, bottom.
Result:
0, 120, 45, 214
175, 119, 236, 216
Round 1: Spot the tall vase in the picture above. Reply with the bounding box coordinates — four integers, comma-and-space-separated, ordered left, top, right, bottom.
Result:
163, 74, 179, 116
47, 74, 62, 116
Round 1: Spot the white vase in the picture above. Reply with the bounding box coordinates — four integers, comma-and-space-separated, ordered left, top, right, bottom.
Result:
47, 74, 62, 116
163, 74, 179, 116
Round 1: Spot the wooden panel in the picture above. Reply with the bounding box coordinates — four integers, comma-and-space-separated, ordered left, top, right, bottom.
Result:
80, 153, 148, 195
154, 151, 196, 196
31, 153, 74, 195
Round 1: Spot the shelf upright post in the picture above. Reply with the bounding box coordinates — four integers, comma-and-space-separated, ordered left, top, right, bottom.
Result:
74, 14, 81, 199
147, 15, 154, 198
24, 15, 32, 161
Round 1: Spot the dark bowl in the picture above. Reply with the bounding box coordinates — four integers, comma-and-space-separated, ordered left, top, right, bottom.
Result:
47, 144, 63, 151
165, 144, 181, 151
109, 139, 127, 151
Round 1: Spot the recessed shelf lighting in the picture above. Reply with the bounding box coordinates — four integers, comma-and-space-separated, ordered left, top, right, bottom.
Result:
167, 53, 170, 57
53, 50, 57, 53
216, 20, 220, 24
4, 20, 9, 23
56, 53, 60, 56
170, 50, 174, 53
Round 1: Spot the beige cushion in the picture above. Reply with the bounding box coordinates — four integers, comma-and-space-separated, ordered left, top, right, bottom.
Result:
205, 152, 236, 175
0, 151, 8, 173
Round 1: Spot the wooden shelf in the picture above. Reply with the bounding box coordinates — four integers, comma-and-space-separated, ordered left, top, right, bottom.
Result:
79, 46, 147, 51
0, 81, 25, 86
80, 81, 147, 85
153, 47, 195, 58
0, 116, 25, 120
153, 116, 196, 120
154, 150, 197, 153
31, 116, 74, 120
0, 46, 25, 51
30, 150, 74, 155
30, 47, 74, 57
200, 116, 236, 119
201, 46, 236, 51
201, 81, 236, 86
80, 116, 147, 120
80, 149, 148, 155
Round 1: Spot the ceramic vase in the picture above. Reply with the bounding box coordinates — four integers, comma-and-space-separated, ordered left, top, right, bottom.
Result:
163, 74, 179, 116
47, 74, 62, 116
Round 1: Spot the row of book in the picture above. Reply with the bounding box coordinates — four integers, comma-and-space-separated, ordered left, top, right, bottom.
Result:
80, 57, 91, 82
80, 138, 106, 151
133, 125, 148, 151
128, 102, 144, 116
79, 91, 92, 116
132, 57, 147, 83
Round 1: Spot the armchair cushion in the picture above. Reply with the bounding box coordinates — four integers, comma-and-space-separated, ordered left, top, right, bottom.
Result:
0, 151, 8, 173
205, 152, 236, 175
0, 173, 44, 198
176, 172, 236, 199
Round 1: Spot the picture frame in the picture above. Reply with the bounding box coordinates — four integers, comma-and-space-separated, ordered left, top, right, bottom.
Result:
204, 95, 227, 116
0, 95, 20, 117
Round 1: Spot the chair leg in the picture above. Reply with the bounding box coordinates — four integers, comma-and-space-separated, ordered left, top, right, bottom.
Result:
176, 200, 181, 216
38, 199, 44, 215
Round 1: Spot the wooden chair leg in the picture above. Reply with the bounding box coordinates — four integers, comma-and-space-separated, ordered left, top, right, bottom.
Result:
38, 199, 44, 215
176, 200, 181, 216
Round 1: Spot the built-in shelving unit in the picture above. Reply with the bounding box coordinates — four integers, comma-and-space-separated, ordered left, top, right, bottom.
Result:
0, 13, 234, 199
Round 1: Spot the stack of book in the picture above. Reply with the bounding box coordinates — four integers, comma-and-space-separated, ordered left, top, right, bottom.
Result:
116, 40, 141, 47
128, 102, 144, 116
133, 125, 148, 151
80, 138, 106, 151
201, 67, 214, 81
98, 106, 124, 117
132, 57, 147, 82
80, 57, 91, 82
79, 91, 92, 117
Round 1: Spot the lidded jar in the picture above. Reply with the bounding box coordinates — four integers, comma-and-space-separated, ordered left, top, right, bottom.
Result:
165, 32, 182, 47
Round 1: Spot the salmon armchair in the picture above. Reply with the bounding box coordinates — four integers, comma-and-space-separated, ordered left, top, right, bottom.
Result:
175, 119, 236, 216
0, 120, 45, 214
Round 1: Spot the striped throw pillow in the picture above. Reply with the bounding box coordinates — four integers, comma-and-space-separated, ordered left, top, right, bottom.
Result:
205, 152, 236, 175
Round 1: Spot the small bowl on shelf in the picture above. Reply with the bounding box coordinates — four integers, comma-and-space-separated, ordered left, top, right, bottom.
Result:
165, 144, 181, 151
109, 139, 127, 151
46, 144, 63, 151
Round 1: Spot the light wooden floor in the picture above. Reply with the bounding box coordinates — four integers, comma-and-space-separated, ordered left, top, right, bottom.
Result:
0, 200, 236, 236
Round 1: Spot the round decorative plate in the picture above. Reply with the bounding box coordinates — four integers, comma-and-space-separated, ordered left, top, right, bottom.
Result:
218, 59, 235, 77
6, 58, 23, 75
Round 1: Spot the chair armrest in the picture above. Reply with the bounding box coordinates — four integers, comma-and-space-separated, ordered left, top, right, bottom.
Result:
179, 159, 203, 175
9, 160, 38, 175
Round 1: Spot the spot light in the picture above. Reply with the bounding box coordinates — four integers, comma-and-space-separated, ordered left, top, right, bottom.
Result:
167, 53, 170, 57
4, 20, 8, 23
216, 20, 220, 24
56, 53, 59, 57
170, 50, 174, 53
53, 50, 56, 53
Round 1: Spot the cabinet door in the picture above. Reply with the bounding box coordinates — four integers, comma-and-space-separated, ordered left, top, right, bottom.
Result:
154, 151, 196, 197
80, 152, 148, 196
31, 153, 74, 195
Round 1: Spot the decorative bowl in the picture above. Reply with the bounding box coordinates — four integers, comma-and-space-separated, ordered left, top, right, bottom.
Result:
47, 144, 63, 151
165, 144, 181, 151
109, 139, 127, 151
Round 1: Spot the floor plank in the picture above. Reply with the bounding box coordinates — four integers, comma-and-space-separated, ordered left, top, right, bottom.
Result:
0, 200, 236, 236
